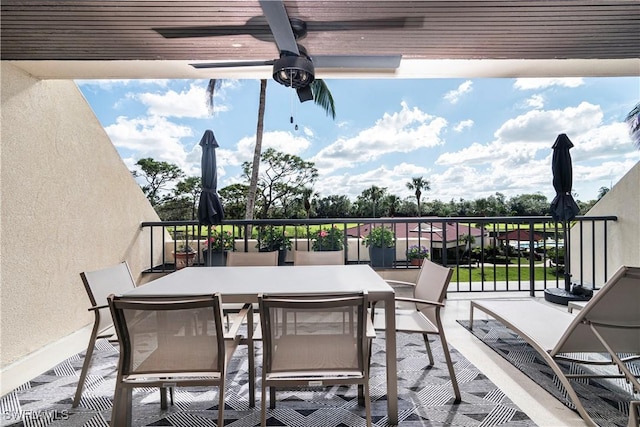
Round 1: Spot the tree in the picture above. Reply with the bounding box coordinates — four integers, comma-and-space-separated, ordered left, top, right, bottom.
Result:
242, 148, 318, 218
354, 186, 387, 217
206, 78, 336, 221
175, 176, 201, 220
406, 177, 430, 217
314, 195, 352, 218
597, 186, 610, 200
625, 102, 640, 149
218, 183, 249, 219
131, 157, 184, 206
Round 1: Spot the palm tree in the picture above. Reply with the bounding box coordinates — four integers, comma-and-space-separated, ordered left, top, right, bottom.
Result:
625, 102, 640, 149
406, 177, 431, 217
363, 185, 386, 217
207, 78, 335, 223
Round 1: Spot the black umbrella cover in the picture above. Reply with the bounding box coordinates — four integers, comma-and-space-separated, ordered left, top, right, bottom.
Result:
550, 133, 580, 222
198, 129, 225, 225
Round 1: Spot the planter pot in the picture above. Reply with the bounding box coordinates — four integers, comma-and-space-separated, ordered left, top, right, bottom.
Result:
173, 251, 196, 270
202, 250, 228, 267
369, 246, 395, 268
410, 258, 424, 267
260, 248, 288, 266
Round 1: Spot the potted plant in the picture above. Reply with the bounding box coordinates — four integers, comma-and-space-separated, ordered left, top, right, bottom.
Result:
172, 243, 197, 270
202, 228, 235, 266
257, 225, 292, 265
362, 226, 396, 268
406, 245, 429, 266
311, 227, 344, 251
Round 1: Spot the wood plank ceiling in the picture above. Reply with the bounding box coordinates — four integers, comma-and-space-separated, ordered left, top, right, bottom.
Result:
1, 0, 639, 79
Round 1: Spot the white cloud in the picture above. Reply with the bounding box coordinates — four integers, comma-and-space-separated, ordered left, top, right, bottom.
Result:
225, 131, 312, 167
314, 162, 430, 200
514, 78, 585, 90
75, 79, 169, 89
524, 94, 545, 109
105, 115, 197, 175
444, 80, 473, 104
135, 83, 221, 118
494, 102, 603, 144
311, 102, 447, 173
453, 119, 474, 132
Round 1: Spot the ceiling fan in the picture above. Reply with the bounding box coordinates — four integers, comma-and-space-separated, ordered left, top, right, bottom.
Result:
156, 0, 404, 102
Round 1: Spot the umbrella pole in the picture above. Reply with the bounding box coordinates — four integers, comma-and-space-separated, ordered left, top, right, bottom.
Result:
207, 225, 212, 267
563, 220, 571, 292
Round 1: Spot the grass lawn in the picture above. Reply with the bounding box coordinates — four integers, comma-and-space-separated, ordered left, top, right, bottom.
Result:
451, 265, 559, 282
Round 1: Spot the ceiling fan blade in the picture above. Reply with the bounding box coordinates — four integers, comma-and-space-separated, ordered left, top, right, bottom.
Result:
313, 55, 402, 69
190, 60, 275, 69
156, 22, 271, 39
259, 0, 299, 55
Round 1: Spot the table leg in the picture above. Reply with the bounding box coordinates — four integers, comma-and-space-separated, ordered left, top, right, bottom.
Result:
383, 294, 398, 425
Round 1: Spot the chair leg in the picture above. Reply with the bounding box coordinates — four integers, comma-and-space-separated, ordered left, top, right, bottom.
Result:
111, 385, 133, 427
422, 334, 434, 366
261, 383, 268, 427
218, 382, 225, 427
72, 333, 98, 408
270, 387, 276, 409
363, 380, 373, 427
439, 334, 461, 402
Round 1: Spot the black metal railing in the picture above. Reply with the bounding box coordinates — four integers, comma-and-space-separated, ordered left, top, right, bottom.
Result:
141, 215, 617, 296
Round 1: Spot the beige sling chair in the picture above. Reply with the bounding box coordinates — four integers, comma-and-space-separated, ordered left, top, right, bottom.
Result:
258, 292, 374, 427
371, 258, 461, 402
470, 266, 640, 427
108, 293, 247, 427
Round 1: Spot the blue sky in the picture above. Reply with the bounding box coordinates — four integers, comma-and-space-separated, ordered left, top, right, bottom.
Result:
77, 76, 639, 203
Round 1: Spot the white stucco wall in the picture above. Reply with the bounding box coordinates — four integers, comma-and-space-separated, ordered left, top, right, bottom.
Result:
1, 63, 163, 372
570, 161, 640, 285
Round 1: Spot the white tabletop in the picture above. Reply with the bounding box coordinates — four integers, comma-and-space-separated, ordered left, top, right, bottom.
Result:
126, 264, 394, 303
124, 264, 398, 424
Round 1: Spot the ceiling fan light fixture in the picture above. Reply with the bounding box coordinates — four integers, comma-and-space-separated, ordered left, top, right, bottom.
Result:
272, 54, 315, 89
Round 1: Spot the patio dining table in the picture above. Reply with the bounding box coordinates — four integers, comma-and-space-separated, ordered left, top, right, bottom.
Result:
123, 264, 399, 424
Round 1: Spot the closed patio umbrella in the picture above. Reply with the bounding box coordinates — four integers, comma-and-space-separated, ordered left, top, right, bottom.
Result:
198, 129, 224, 225
546, 133, 583, 303
198, 130, 225, 265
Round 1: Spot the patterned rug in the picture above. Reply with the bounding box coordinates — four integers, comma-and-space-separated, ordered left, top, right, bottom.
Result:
459, 319, 640, 427
0, 331, 535, 427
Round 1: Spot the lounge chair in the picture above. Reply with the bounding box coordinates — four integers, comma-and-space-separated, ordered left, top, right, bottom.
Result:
469, 266, 640, 427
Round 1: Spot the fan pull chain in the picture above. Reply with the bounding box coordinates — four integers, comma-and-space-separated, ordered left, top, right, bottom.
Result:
289, 84, 298, 131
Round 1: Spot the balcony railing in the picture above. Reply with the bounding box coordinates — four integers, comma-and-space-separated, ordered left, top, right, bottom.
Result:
141, 215, 617, 296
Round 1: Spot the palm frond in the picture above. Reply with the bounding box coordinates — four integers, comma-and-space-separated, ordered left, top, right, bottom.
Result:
625, 102, 640, 149
310, 79, 336, 120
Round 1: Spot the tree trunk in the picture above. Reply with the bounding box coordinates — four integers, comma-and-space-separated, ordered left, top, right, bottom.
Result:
245, 79, 267, 233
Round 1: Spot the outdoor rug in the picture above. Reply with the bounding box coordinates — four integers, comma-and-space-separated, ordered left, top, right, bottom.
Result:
458, 319, 640, 427
0, 331, 535, 427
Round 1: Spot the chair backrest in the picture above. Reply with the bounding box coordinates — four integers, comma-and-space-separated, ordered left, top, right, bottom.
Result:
259, 292, 368, 375
554, 266, 640, 354
226, 251, 278, 266
108, 294, 226, 376
413, 259, 453, 325
80, 261, 136, 332
293, 250, 345, 265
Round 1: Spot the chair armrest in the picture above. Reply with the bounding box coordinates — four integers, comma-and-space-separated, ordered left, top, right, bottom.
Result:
385, 280, 416, 288
225, 303, 252, 339
88, 304, 108, 312
395, 297, 444, 308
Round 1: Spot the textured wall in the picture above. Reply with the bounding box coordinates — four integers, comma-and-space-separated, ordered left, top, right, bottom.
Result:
1, 63, 162, 368
572, 161, 640, 285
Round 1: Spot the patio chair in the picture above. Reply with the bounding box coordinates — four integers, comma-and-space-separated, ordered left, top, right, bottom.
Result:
371, 258, 461, 402
470, 266, 640, 427
226, 250, 278, 266
73, 261, 147, 408
293, 249, 345, 265
258, 292, 374, 427
225, 249, 279, 406
108, 293, 247, 427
